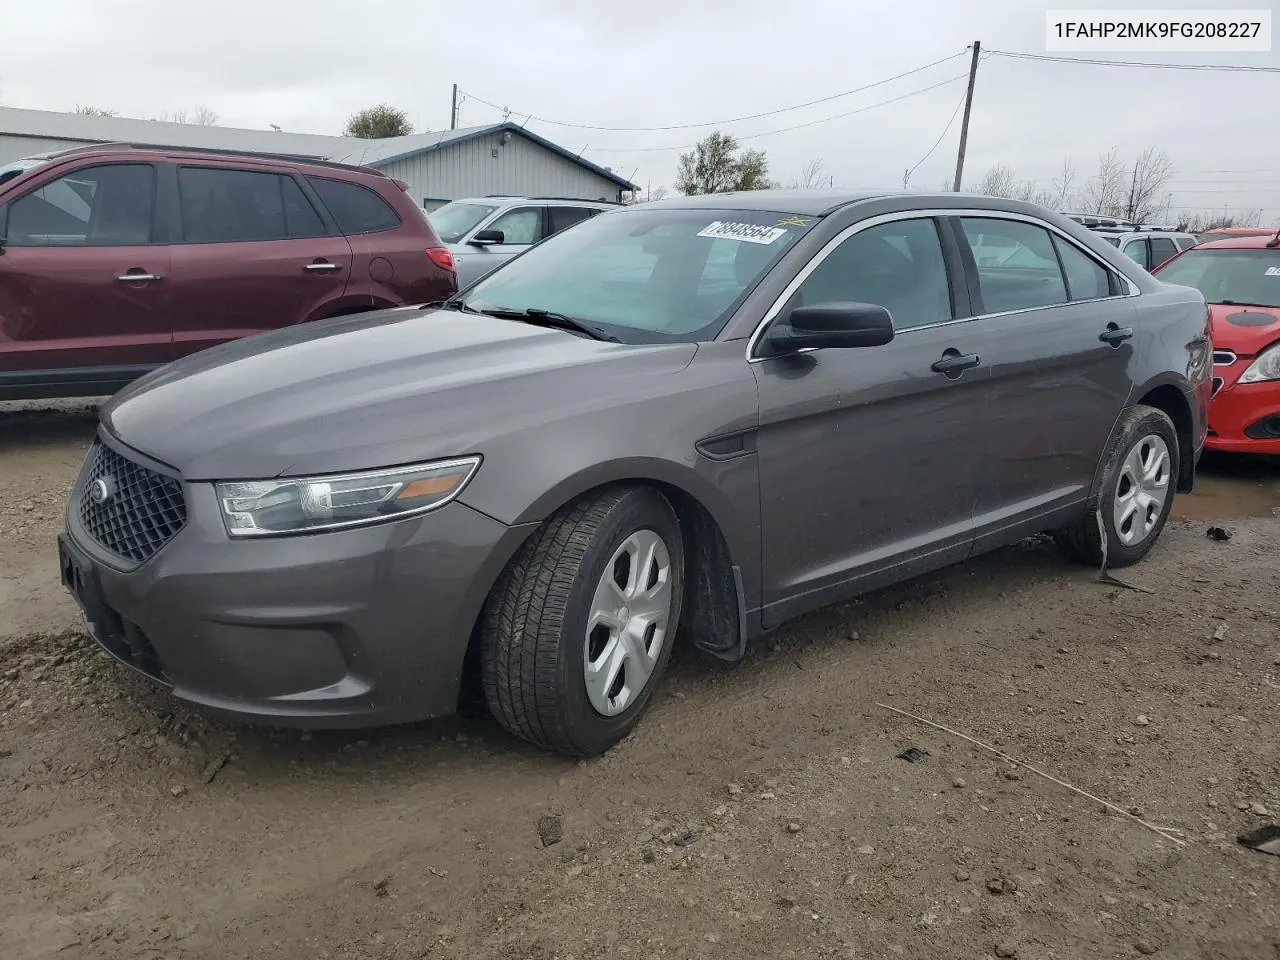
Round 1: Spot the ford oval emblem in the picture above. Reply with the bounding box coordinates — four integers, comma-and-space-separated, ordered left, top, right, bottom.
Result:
90, 477, 115, 506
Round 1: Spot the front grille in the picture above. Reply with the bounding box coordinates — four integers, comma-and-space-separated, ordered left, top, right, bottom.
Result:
78, 441, 187, 564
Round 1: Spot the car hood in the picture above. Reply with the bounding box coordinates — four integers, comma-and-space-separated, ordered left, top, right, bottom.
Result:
102, 307, 697, 480
1209, 303, 1280, 356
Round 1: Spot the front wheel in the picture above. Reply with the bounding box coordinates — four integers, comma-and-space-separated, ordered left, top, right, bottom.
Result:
479, 486, 684, 756
1054, 404, 1179, 568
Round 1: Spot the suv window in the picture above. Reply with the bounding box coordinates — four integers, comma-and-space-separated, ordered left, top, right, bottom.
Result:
1052, 235, 1114, 300
789, 218, 952, 331
1121, 238, 1150, 268
306, 176, 401, 235
547, 206, 597, 236
959, 218, 1068, 313
5, 163, 154, 246
1148, 236, 1179, 265
179, 167, 327, 243
487, 206, 543, 245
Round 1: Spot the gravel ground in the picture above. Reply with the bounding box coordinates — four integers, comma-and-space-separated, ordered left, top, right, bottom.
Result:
1, 400, 1278, 960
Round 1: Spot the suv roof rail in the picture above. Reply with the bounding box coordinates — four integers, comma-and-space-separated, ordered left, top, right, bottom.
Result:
39, 141, 387, 177
479, 194, 621, 205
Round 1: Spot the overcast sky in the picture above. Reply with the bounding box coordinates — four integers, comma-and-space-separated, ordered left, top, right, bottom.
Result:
3, 0, 1277, 220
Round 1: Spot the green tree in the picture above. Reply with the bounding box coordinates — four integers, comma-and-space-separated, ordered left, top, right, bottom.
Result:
675, 132, 773, 195
343, 104, 413, 139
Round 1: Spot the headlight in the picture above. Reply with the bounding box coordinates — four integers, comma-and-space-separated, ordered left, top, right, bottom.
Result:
1238, 342, 1280, 385
216, 456, 481, 537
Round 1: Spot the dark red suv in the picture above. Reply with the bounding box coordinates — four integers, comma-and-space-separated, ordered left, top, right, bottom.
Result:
0, 143, 457, 400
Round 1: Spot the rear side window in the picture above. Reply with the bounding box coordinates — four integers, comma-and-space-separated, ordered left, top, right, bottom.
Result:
958, 218, 1068, 313
1052, 236, 1114, 300
306, 176, 400, 235
5, 163, 154, 246
1149, 237, 1179, 266
179, 167, 327, 243
547, 206, 596, 235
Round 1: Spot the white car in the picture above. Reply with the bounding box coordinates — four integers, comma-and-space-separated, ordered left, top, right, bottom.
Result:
1093, 230, 1198, 270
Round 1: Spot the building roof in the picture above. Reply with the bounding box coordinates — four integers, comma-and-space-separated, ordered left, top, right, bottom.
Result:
328, 122, 638, 190
0, 108, 637, 189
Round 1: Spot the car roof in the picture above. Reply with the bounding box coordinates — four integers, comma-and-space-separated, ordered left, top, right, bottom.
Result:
1189, 234, 1280, 250
453, 196, 617, 207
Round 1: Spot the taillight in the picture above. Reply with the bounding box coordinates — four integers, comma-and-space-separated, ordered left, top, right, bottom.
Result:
427, 247, 455, 271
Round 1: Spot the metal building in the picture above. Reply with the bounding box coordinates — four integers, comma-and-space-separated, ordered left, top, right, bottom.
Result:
0, 107, 637, 204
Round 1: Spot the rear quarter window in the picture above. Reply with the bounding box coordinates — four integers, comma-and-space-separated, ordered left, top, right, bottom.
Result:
305, 176, 401, 235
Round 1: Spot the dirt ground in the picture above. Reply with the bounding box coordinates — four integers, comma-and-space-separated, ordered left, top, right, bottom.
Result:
1, 400, 1278, 960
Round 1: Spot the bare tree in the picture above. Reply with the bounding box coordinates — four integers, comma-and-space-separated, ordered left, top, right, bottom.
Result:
788, 158, 826, 189
1176, 208, 1264, 232
74, 105, 116, 117
1078, 147, 1129, 217
975, 164, 1019, 198
191, 104, 219, 126
1051, 159, 1077, 210
1122, 147, 1174, 223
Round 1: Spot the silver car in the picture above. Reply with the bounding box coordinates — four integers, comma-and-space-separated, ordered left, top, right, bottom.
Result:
430, 196, 616, 287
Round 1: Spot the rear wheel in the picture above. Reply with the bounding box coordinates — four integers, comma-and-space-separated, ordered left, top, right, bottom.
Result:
479, 487, 683, 756
1054, 403, 1179, 568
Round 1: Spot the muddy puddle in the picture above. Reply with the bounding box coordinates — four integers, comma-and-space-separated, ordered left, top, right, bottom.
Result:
1174, 453, 1280, 520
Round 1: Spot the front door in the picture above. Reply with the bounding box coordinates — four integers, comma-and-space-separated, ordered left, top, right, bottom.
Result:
166, 164, 353, 359
752, 215, 988, 626
0, 161, 170, 390
949, 215, 1134, 549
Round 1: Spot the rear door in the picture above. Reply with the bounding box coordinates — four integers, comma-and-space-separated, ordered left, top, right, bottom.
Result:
546, 205, 598, 239
166, 164, 352, 358
1148, 236, 1180, 269
949, 215, 1134, 548
0, 161, 170, 389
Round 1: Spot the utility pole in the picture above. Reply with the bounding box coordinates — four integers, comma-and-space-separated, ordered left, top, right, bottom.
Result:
951, 41, 981, 192
902, 168, 911, 190
450, 83, 458, 130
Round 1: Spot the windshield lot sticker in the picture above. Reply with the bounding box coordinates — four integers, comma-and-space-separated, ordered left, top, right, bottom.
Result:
1265, 266, 1280, 276
697, 221, 788, 245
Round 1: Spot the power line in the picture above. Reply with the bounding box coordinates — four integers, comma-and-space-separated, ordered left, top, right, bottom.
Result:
905, 86, 969, 185
458, 49, 970, 133
578, 73, 970, 154
986, 49, 1280, 74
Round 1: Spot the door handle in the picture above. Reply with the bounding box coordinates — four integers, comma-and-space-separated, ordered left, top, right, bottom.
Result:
117, 272, 160, 282
931, 349, 982, 377
305, 261, 341, 272
1099, 324, 1134, 346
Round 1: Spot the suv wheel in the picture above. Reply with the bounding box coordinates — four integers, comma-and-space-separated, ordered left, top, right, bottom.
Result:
480, 487, 684, 756
1054, 404, 1179, 568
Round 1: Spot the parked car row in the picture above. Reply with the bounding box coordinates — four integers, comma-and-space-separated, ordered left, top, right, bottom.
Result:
53, 189, 1216, 757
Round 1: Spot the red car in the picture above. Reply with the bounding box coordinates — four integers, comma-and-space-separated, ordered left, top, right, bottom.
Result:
1154, 233, 1280, 453
0, 144, 456, 400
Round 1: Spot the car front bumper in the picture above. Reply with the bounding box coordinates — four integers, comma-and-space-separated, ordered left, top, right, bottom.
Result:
1206, 378, 1280, 454
60, 442, 535, 729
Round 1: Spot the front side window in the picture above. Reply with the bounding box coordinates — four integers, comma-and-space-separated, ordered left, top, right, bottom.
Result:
486, 207, 543, 245
180, 167, 326, 243
5, 163, 154, 246
959, 217, 1068, 312
428, 201, 498, 242
464, 208, 811, 343
1121, 239, 1150, 268
1154, 249, 1280, 308
786, 217, 952, 331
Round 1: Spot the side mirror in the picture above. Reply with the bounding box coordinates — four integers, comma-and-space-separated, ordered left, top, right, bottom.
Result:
470, 229, 505, 246
762, 302, 894, 356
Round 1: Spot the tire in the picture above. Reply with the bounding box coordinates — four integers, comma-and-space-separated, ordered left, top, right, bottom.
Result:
479, 486, 684, 756
1054, 404, 1179, 568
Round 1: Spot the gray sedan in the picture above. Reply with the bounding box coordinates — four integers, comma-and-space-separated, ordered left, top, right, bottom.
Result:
59, 190, 1210, 756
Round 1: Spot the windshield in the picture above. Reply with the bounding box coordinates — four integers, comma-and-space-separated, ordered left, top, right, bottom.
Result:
1155, 248, 1280, 308
429, 201, 499, 243
462, 207, 812, 343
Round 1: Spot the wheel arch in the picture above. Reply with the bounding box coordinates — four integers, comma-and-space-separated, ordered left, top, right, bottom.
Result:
1132, 375, 1196, 493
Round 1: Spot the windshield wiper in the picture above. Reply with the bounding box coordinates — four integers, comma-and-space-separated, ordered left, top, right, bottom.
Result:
422, 296, 483, 314
474, 306, 620, 342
